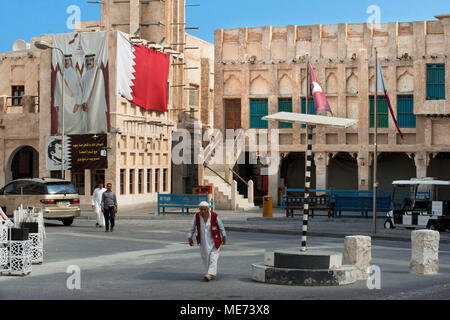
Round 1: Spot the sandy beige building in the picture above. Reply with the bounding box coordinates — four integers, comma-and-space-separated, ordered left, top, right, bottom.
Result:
0, 0, 214, 207
214, 15, 450, 205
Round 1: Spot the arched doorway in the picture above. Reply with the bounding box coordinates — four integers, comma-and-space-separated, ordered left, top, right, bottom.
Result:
234, 152, 269, 205
7, 146, 39, 182
371, 153, 416, 192
428, 153, 450, 200
328, 153, 358, 190
280, 152, 316, 189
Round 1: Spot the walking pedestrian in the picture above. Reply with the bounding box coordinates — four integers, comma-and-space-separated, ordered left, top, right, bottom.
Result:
101, 183, 118, 232
92, 182, 106, 228
188, 201, 227, 281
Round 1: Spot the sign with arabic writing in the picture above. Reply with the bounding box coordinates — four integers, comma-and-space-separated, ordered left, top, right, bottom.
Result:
46, 134, 108, 170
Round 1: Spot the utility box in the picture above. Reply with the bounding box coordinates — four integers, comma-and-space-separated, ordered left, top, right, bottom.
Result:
263, 195, 273, 218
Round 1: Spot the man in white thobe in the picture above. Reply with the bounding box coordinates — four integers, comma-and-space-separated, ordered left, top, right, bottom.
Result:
81, 53, 108, 134
92, 182, 106, 228
188, 201, 227, 281
54, 55, 83, 134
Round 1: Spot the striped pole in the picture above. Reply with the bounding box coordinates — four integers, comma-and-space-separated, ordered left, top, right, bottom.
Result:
302, 55, 311, 252
302, 125, 313, 252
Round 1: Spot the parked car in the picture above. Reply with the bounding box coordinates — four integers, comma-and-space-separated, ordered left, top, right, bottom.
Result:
0, 178, 81, 226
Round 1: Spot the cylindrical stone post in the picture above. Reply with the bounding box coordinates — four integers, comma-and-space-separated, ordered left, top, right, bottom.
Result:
410, 230, 440, 275
343, 235, 372, 280
231, 180, 237, 211
248, 180, 254, 204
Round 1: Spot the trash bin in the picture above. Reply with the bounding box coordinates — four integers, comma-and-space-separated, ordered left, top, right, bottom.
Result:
263, 195, 273, 218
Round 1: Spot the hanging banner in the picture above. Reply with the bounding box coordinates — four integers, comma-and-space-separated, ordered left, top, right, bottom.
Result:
46, 134, 108, 171
51, 31, 110, 135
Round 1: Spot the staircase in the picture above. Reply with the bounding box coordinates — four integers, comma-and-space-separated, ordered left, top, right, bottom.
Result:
202, 130, 257, 211
204, 169, 257, 211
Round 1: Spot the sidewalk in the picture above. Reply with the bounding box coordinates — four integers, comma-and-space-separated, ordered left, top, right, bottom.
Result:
78, 205, 450, 244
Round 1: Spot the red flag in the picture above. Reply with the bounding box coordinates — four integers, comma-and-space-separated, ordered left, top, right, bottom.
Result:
130, 45, 170, 112
376, 58, 404, 139
116, 32, 170, 112
309, 63, 333, 115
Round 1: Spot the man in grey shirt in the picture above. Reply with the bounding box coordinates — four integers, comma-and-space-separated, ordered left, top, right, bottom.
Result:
101, 183, 118, 232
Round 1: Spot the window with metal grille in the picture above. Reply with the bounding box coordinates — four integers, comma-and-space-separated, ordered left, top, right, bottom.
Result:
120, 169, 125, 195
426, 64, 445, 100
138, 169, 144, 194
397, 95, 416, 128
189, 84, 199, 106
129, 169, 135, 194
369, 95, 389, 128
71, 170, 85, 195
278, 98, 293, 128
249, 98, 268, 129
147, 169, 152, 193
12, 86, 24, 106
155, 169, 160, 193
91, 169, 105, 194
163, 169, 168, 192
301, 97, 316, 128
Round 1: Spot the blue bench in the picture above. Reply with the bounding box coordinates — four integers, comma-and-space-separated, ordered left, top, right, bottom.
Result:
158, 193, 214, 215
334, 195, 391, 218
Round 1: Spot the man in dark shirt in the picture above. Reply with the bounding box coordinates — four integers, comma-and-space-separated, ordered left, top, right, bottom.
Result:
101, 183, 118, 232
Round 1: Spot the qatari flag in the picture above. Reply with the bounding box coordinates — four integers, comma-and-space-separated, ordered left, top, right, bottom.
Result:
116, 31, 170, 112
309, 63, 333, 115
376, 58, 404, 139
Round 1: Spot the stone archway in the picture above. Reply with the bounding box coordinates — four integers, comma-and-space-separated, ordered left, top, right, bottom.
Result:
371, 153, 416, 192
281, 152, 316, 190
6, 146, 39, 183
328, 152, 358, 190
428, 153, 450, 200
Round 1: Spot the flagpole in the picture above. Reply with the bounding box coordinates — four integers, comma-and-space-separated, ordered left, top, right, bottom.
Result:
373, 48, 378, 234
301, 55, 312, 252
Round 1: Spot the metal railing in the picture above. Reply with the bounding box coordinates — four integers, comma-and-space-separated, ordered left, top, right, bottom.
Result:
228, 167, 248, 186
205, 164, 230, 186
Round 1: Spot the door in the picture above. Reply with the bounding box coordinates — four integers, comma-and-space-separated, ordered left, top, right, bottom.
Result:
224, 99, 242, 130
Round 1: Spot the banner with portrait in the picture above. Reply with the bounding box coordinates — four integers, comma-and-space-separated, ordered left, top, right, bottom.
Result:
46, 134, 108, 171
51, 32, 110, 135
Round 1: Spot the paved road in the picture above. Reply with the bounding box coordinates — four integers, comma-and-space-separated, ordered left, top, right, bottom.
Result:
1, 218, 449, 300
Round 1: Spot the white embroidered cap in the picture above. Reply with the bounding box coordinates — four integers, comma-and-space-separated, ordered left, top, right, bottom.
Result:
199, 201, 209, 208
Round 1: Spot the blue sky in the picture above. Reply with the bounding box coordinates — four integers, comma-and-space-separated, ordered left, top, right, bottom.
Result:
0, 0, 449, 52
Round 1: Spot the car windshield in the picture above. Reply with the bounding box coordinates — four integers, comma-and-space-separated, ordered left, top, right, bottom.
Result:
45, 183, 77, 195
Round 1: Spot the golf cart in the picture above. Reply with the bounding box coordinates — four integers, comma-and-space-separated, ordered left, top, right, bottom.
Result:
384, 179, 450, 232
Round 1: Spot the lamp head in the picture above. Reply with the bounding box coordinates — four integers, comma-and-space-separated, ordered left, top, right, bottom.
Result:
34, 41, 51, 50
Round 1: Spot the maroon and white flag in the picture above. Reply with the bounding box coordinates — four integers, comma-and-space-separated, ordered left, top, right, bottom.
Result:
309, 63, 333, 115
376, 58, 404, 139
116, 31, 170, 112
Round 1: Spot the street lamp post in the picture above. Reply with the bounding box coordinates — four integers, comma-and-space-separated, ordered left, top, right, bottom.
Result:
35, 41, 66, 179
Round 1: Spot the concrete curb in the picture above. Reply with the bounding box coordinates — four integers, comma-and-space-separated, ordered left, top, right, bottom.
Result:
74, 214, 450, 244
225, 226, 450, 244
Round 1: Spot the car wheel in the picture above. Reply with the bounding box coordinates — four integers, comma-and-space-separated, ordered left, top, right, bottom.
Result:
62, 218, 74, 226
384, 219, 395, 229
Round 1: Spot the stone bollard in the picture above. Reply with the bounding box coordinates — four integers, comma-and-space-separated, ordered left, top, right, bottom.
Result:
343, 235, 371, 280
410, 230, 439, 275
